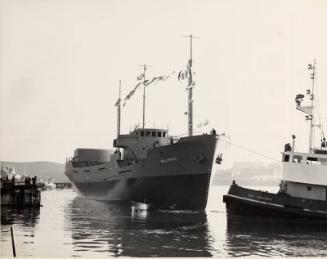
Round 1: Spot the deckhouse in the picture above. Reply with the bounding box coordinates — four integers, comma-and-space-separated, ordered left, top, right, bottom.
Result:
113, 128, 171, 161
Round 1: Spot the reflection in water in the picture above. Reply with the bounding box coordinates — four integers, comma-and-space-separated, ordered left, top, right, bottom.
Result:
66, 197, 212, 256
3, 187, 327, 257
226, 214, 327, 257
1, 207, 40, 226
1, 207, 40, 257
131, 208, 148, 221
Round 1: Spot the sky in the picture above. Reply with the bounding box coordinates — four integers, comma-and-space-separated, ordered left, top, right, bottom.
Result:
1, 0, 327, 168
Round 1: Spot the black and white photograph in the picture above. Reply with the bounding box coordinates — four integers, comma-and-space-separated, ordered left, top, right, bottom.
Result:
1, 0, 327, 257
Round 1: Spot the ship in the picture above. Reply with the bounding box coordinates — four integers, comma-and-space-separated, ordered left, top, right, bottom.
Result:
223, 60, 327, 220
65, 36, 222, 210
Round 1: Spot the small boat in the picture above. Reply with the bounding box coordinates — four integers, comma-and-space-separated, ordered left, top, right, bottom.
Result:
131, 201, 150, 211
44, 178, 56, 190
223, 60, 327, 220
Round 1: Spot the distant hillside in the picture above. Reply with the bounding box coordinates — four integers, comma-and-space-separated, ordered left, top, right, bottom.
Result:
0, 161, 69, 183
212, 162, 281, 186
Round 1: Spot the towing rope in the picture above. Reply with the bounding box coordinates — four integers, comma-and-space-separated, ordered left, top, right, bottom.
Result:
219, 138, 280, 162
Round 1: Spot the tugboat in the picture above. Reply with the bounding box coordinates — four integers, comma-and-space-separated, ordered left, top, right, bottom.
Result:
223, 60, 327, 220
65, 36, 222, 210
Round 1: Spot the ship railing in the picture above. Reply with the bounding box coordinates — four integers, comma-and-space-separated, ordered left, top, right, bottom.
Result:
172, 132, 188, 138
66, 157, 73, 163
71, 161, 104, 168
172, 129, 217, 139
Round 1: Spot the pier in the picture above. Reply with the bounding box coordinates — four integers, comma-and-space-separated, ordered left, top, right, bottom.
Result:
1, 179, 41, 207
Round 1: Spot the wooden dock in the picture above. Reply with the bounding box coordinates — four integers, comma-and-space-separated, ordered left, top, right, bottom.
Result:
1, 181, 41, 207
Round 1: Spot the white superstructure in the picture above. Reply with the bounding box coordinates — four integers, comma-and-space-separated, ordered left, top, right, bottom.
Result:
280, 60, 327, 201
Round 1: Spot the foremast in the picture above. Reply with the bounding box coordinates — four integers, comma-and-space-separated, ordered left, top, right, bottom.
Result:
139, 64, 151, 129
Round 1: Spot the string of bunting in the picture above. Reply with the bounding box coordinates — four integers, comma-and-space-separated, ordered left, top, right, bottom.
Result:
115, 60, 195, 107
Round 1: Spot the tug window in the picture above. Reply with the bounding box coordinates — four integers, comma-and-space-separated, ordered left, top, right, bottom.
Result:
307, 186, 312, 191
293, 155, 303, 163
283, 154, 289, 162
309, 160, 322, 165
152, 131, 156, 137
146, 131, 151, 136
140, 131, 145, 137
307, 156, 321, 165
307, 156, 318, 162
163, 132, 167, 137
158, 132, 162, 137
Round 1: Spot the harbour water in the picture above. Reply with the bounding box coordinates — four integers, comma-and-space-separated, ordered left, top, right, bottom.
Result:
2, 185, 327, 257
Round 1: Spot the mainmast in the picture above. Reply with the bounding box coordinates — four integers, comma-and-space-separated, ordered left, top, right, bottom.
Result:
295, 60, 318, 153
183, 34, 198, 136
308, 60, 317, 153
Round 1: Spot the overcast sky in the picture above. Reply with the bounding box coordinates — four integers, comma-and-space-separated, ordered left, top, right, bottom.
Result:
1, 0, 327, 168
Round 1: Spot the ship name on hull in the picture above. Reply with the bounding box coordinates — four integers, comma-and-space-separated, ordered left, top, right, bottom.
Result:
160, 157, 177, 164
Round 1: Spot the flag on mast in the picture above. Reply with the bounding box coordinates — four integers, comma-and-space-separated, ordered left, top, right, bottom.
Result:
178, 59, 194, 86
137, 74, 144, 80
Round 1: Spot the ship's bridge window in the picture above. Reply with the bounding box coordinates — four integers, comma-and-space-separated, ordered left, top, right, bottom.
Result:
163, 132, 167, 137
158, 132, 162, 137
140, 131, 144, 137
146, 131, 151, 137
152, 131, 156, 137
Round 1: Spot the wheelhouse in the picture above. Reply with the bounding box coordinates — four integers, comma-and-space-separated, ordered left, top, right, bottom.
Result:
113, 128, 171, 161
282, 151, 327, 165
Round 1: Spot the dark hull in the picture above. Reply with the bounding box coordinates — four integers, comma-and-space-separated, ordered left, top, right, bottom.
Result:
74, 173, 210, 210
66, 134, 217, 210
223, 183, 327, 220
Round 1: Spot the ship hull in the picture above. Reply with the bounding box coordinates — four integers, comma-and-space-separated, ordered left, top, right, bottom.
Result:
73, 173, 210, 210
66, 134, 217, 210
223, 183, 327, 220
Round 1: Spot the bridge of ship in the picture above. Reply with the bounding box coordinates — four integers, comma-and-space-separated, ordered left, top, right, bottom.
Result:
113, 128, 174, 162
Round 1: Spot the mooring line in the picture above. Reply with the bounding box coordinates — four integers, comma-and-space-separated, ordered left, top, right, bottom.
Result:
219, 138, 280, 162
